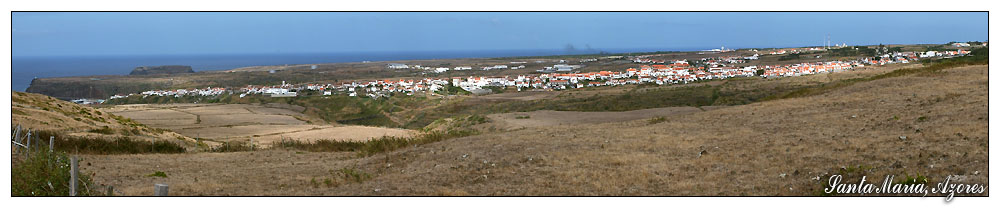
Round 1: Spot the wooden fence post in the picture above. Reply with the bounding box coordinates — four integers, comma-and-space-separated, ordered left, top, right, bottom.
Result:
49, 136, 55, 152
26, 131, 32, 157
154, 184, 169, 196
15, 125, 22, 143
69, 156, 79, 196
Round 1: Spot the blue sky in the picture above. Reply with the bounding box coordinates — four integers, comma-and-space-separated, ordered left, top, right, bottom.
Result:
12, 12, 989, 57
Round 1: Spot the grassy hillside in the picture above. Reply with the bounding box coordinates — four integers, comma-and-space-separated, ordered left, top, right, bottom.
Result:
11, 91, 195, 150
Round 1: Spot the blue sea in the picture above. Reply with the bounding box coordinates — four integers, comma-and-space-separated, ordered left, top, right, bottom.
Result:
11, 48, 704, 91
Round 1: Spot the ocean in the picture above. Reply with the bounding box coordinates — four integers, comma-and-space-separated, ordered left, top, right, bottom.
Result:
11, 48, 703, 92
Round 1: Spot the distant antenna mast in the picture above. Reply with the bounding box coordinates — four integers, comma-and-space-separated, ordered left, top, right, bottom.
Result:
826, 34, 831, 49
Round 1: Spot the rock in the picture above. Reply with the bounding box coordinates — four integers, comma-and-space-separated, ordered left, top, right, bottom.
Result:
899, 136, 907, 140
779, 173, 787, 178
129, 65, 194, 75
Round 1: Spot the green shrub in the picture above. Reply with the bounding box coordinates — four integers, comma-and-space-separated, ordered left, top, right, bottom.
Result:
147, 171, 168, 178
28, 130, 185, 154
897, 173, 930, 185
11, 150, 97, 196
337, 168, 372, 183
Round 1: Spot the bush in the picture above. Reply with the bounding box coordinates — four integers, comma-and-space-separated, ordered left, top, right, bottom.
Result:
11, 150, 98, 196
147, 171, 168, 178
274, 130, 477, 157
337, 168, 372, 183
27, 130, 186, 154
897, 173, 930, 185
209, 140, 257, 152
87, 126, 115, 135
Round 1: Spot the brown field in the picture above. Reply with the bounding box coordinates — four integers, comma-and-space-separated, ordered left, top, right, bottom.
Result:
102, 103, 415, 144
487, 106, 722, 129
80, 64, 988, 196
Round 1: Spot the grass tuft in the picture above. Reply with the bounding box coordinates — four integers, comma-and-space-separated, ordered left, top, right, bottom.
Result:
147, 171, 168, 178
648, 116, 667, 124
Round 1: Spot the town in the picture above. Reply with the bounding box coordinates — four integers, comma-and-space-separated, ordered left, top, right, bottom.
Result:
106, 47, 973, 102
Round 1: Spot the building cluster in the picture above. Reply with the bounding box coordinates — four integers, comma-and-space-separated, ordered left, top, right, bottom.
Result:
124, 87, 228, 98
453, 60, 757, 91
538, 64, 584, 72
240, 78, 451, 99
759, 61, 861, 77
632, 55, 669, 64
766, 47, 832, 55
70, 98, 106, 105
918, 50, 971, 58
108, 47, 977, 101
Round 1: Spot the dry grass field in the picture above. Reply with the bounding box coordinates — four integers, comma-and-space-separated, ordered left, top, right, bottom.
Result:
487, 106, 719, 129
102, 103, 415, 145
80, 64, 987, 196
11, 91, 189, 141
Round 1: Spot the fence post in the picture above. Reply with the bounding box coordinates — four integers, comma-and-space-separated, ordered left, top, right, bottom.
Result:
26, 131, 32, 157
154, 184, 169, 196
49, 136, 55, 152
13, 125, 22, 146
15, 125, 22, 140
69, 156, 79, 196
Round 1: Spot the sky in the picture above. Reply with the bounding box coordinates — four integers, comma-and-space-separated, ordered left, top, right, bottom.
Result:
11, 12, 989, 57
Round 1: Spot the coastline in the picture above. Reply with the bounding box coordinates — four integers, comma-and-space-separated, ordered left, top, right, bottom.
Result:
13, 48, 709, 92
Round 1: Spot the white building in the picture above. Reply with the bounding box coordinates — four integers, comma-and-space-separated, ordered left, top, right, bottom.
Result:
387, 63, 410, 69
